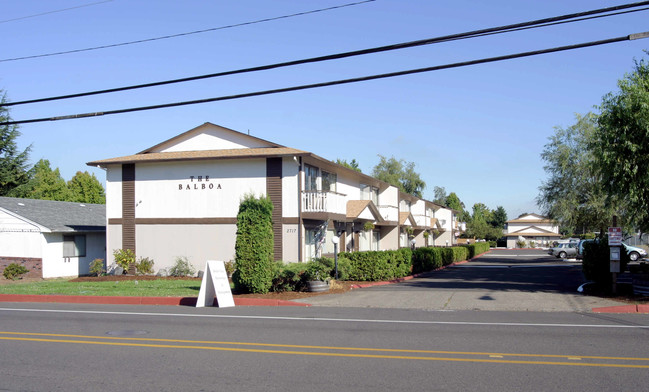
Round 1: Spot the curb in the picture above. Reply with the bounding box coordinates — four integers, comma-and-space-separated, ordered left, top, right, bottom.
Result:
0, 294, 309, 307
592, 304, 649, 314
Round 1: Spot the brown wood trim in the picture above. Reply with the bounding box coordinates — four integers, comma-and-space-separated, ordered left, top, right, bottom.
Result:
282, 217, 299, 224
301, 212, 347, 221
109, 218, 237, 225
267, 157, 283, 261
122, 164, 135, 253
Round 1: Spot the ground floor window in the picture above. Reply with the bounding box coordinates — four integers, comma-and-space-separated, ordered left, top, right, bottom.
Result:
360, 230, 380, 251
63, 235, 86, 257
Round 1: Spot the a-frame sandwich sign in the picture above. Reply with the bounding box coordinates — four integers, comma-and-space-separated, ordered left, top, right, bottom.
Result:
196, 260, 235, 307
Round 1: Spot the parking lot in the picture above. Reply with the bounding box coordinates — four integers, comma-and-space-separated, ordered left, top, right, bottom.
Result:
297, 249, 624, 311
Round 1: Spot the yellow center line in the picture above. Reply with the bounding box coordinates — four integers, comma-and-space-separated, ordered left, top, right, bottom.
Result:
1, 336, 648, 369
1, 331, 648, 366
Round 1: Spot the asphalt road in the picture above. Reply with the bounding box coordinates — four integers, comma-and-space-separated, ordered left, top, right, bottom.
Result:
298, 248, 623, 311
1, 303, 649, 391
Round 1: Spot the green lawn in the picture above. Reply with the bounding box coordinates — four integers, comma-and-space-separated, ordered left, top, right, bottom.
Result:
0, 279, 202, 297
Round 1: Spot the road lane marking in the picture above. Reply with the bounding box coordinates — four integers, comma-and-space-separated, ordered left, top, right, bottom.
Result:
1, 334, 647, 369
2, 331, 649, 363
1, 307, 649, 329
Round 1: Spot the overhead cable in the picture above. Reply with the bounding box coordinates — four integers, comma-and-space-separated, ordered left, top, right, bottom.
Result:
0, 0, 376, 62
0, 0, 113, 24
2, 32, 647, 126
4, 1, 649, 107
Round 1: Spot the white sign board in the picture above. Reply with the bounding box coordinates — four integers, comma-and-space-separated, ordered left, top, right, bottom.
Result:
196, 260, 235, 308
608, 227, 622, 246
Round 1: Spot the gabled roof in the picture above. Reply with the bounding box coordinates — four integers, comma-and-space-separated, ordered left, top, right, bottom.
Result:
346, 200, 384, 223
506, 213, 553, 224
140, 122, 285, 153
399, 211, 417, 226
88, 147, 308, 166
0, 197, 105, 233
505, 225, 561, 237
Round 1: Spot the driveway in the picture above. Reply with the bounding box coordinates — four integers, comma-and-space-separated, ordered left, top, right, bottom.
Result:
296, 249, 623, 311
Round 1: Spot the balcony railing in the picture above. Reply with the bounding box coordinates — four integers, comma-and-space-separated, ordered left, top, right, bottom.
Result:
302, 191, 347, 214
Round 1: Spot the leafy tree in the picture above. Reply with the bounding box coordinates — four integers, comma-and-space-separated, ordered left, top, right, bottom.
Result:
538, 113, 620, 234
232, 194, 274, 293
335, 158, 361, 172
465, 203, 503, 240
0, 92, 31, 196
432, 186, 447, 205
590, 55, 649, 231
489, 206, 508, 228
372, 155, 426, 198
9, 159, 69, 201
444, 192, 470, 223
68, 171, 106, 204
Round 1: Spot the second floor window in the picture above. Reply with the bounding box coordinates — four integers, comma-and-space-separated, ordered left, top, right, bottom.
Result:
360, 184, 379, 204
305, 164, 319, 191
322, 171, 337, 192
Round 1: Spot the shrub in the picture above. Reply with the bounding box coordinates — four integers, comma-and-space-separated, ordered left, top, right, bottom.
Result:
516, 239, 526, 248
271, 262, 308, 292
135, 257, 155, 275
3, 263, 29, 280
89, 258, 105, 276
232, 194, 274, 293
168, 256, 196, 277
463, 242, 490, 259
339, 249, 412, 281
224, 260, 235, 277
412, 247, 442, 274
303, 261, 331, 282
582, 237, 629, 287
113, 248, 135, 273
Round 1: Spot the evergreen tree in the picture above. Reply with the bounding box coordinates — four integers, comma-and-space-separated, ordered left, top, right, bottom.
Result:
9, 159, 69, 201
68, 171, 106, 204
0, 92, 31, 196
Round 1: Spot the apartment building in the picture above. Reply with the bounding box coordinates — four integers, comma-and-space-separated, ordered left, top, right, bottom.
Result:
88, 122, 457, 272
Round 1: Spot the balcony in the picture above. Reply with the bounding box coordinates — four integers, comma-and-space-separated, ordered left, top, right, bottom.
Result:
302, 191, 347, 215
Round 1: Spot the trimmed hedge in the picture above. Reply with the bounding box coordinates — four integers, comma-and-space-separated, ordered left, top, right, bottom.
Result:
412, 247, 442, 274
232, 194, 274, 293
463, 242, 490, 259
339, 248, 412, 281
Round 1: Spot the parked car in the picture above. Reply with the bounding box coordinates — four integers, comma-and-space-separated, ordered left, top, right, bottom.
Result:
623, 242, 647, 261
550, 242, 578, 259
577, 239, 647, 261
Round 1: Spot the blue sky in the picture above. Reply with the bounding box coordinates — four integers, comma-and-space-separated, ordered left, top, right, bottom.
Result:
1, 0, 647, 219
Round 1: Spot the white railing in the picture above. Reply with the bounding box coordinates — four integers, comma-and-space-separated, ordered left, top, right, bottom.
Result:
413, 214, 430, 227
378, 205, 399, 222
302, 191, 347, 214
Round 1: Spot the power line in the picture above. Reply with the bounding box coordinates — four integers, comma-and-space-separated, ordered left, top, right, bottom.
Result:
3, 32, 647, 126
5, 1, 649, 107
0, 0, 113, 24
0, 0, 376, 63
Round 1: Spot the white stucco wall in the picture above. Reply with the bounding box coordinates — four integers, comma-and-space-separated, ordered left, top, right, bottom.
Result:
134, 159, 266, 219
152, 125, 276, 153
136, 224, 237, 273
105, 166, 122, 219
40, 232, 105, 278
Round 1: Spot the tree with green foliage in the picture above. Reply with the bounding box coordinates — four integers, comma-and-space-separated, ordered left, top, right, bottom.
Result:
232, 194, 274, 293
432, 186, 447, 205
590, 55, 649, 231
335, 158, 361, 172
9, 159, 70, 201
372, 155, 425, 198
68, 171, 106, 204
465, 203, 503, 240
538, 113, 621, 234
0, 92, 31, 196
489, 206, 508, 229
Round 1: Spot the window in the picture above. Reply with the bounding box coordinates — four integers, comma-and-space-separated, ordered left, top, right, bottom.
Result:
322, 171, 337, 192
360, 184, 379, 204
359, 229, 380, 251
305, 164, 319, 191
63, 235, 86, 257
